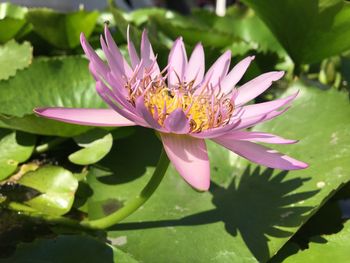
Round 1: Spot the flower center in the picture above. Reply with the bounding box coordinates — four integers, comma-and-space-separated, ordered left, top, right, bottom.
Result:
125, 74, 235, 132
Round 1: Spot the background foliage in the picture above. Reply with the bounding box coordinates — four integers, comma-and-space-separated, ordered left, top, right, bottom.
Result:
0, 1, 349, 262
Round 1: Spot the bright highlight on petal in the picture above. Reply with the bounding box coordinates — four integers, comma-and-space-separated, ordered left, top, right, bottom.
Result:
34, 26, 308, 191
213, 139, 308, 170
34, 108, 136, 127
161, 133, 210, 191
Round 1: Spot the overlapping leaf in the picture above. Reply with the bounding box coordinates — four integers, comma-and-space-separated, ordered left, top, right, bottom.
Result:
0, 129, 35, 181
0, 40, 32, 80
0, 3, 29, 43
17, 166, 79, 216
283, 221, 350, 263
69, 129, 113, 165
242, 0, 350, 64
26, 8, 99, 49
0, 56, 105, 136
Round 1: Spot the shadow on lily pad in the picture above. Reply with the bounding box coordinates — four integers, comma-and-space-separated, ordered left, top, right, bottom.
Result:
95, 127, 161, 184
115, 166, 318, 262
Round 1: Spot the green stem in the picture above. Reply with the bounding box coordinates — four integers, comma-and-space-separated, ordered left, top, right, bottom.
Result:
35, 137, 68, 154
13, 147, 169, 230
81, 148, 170, 229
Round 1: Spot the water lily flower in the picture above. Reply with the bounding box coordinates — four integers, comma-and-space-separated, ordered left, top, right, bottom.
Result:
35, 26, 308, 191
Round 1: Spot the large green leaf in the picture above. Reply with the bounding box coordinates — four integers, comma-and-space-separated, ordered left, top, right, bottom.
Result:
127, 7, 167, 26
282, 221, 350, 262
26, 8, 99, 49
223, 12, 285, 57
82, 80, 350, 262
17, 166, 79, 216
0, 40, 32, 81
241, 0, 350, 64
0, 235, 138, 263
0, 3, 29, 43
69, 129, 113, 165
152, 15, 237, 48
0, 56, 105, 136
85, 128, 160, 220
0, 129, 35, 181
270, 188, 349, 262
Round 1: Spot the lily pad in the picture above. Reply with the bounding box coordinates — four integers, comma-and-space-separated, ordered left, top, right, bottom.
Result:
0, 40, 32, 81
17, 166, 79, 216
283, 221, 350, 263
82, 80, 350, 262
69, 129, 113, 165
241, 0, 350, 64
0, 235, 138, 263
0, 56, 106, 137
26, 8, 99, 49
152, 15, 238, 48
0, 3, 29, 43
192, 8, 286, 57
0, 129, 35, 181
128, 7, 167, 26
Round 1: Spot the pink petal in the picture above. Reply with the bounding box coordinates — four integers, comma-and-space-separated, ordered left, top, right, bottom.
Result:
80, 33, 109, 80
34, 108, 136, 127
141, 29, 160, 75
185, 43, 205, 88
221, 56, 255, 94
235, 71, 285, 106
219, 131, 297, 144
168, 37, 188, 88
96, 78, 139, 119
213, 139, 308, 170
103, 26, 132, 77
203, 50, 231, 87
190, 121, 241, 139
163, 108, 190, 134
127, 25, 140, 68
135, 96, 161, 129
100, 36, 126, 80
95, 81, 148, 126
233, 108, 290, 131
239, 92, 297, 119
160, 133, 210, 191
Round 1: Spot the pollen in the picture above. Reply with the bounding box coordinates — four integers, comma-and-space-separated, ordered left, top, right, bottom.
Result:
125, 73, 235, 132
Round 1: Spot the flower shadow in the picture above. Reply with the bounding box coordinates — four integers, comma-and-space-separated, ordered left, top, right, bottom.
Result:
95, 127, 161, 184
115, 166, 318, 262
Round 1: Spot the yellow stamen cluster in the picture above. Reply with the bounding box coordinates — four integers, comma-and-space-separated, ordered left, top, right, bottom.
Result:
126, 75, 234, 132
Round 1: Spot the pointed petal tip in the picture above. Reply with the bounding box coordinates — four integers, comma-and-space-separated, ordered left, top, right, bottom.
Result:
80, 32, 86, 42
184, 172, 210, 191
288, 139, 299, 144
99, 34, 105, 44
276, 71, 285, 79
80, 33, 88, 48
175, 36, 183, 42
288, 161, 309, 170
225, 50, 232, 57
142, 28, 148, 38
104, 23, 110, 34
278, 154, 309, 170
191, 179, 210, 191
33, 107, 44, 115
